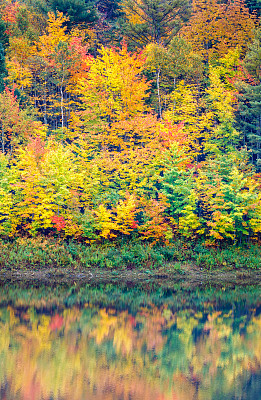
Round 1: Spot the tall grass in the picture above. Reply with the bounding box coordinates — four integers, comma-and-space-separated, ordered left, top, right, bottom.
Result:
0, 237, 260, 271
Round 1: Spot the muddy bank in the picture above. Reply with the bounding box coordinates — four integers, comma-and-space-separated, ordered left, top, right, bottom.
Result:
1, 263, 261, 286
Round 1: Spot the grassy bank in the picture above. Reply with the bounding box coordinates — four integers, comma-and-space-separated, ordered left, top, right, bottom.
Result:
0, 237, 260, 273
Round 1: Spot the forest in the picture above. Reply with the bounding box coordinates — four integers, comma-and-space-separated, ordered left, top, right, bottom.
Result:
0, 0, 261, 251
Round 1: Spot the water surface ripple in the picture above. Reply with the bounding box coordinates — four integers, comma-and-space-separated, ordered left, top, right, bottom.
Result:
0, 279, 260, 400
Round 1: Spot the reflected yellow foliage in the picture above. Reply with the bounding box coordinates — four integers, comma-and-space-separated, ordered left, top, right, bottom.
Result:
0, 303, 260, 399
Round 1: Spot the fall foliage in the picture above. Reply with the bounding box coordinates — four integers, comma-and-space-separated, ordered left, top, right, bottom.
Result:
0, 0, 260, 246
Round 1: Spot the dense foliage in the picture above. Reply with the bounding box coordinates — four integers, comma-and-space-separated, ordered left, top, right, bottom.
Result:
0, 0, 261, 247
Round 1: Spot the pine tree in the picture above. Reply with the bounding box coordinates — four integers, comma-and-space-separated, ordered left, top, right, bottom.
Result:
121, 0, 190, 47
237, 82, 261, 169
237, 28, 261, 169
245, 0, 261, 18
49, 0, 99, 27
0, 17, 8, 93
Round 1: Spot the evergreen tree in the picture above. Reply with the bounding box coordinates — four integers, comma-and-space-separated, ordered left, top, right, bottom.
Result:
96, 0, 123, 46
25, 0, 99, 27
0, 43, 6, 92
97, 0, 122, 20
121, 0, 190, 47
245, 0, 261, 18
237, 28, 261, 169
0, 17, 8, 93
237, 82, 261, 169
49, 0, 99, 26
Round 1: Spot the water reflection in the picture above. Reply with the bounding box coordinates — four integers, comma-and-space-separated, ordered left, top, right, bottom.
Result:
0, 282, 260, 399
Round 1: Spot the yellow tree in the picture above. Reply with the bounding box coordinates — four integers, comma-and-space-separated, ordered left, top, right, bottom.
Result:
205, 51, 241, 154
7, 11, 89, 130
6, 36, 35, 90
74, 43, 152, 153
13, 139, 83, 237
182, 0, 256, 61
163, 81, 213, 161
76, 43, 150, 124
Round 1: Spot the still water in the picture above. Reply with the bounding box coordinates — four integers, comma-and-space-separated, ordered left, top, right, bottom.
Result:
0, 278, 261, 400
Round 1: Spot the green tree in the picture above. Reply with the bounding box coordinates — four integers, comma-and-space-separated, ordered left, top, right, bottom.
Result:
145, 36, 203, 117
198, 156, 261, 242
161, 145, 202, 237
0, 16, 8, 92
245, 0, 261, 18
96, 0, 123, 46
244, 27, 261, 80
0, 43, 6, 92
236, 81, 261, 169
121, 0, 190, 47
236, 27, 261, 169
25, 0, 99, 28
49, 0, 98, 27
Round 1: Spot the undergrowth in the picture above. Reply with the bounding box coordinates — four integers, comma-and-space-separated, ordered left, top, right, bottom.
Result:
0, 237, 260, 271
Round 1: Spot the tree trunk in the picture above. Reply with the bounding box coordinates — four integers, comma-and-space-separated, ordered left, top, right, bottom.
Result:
61, 73, 65, 129
61, 84, 64, 129
44, 80, 47, 126
156, 68, 162, 119
1, 124, 4, 154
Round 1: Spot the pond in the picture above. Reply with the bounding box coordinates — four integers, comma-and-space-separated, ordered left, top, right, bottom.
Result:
0, 277, 261, 400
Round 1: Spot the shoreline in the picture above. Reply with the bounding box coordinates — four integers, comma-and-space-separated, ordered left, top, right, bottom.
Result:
1, 263, 261, 286
0, 237, 260, 285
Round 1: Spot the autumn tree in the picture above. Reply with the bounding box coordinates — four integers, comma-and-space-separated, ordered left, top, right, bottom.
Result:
205, 51, 241, 154
0, 151, 14, 235
163, 81, 212, 161
182, 0, 256, 61
197, 155, 261, 243
74, 43, 151, 150
145, 36, 203, 117
0, 87, 46, 157
7, 11, 89, 129
14, 139, 83, 236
